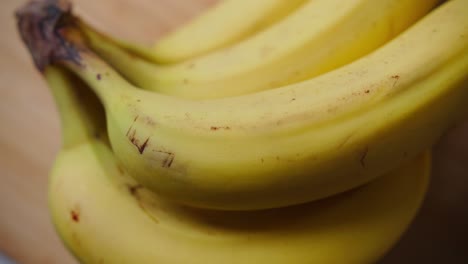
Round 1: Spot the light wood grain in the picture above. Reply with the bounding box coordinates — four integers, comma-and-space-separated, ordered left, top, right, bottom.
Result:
0, 1, 467, 263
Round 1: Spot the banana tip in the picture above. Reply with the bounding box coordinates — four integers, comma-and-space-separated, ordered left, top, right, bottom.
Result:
15, 0, 82, 71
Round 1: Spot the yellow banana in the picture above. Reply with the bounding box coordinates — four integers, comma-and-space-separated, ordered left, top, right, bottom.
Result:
147, 0, 307, 63
107, 0, 306, 65
17, 0, 468, 210
80, 0, 439, 99
45, 66, 430, 264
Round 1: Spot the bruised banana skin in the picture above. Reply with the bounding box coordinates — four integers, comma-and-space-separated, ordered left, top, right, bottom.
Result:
148, 0, 307, 63
81, 0, 439, 99
44, 67, 431, 264
46, 0, 468, 210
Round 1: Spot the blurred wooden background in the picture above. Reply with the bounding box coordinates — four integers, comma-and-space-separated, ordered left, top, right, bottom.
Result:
0, 0, 467, 263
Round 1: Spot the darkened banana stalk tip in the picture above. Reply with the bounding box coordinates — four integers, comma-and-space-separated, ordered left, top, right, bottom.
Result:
16, 0, 82, 71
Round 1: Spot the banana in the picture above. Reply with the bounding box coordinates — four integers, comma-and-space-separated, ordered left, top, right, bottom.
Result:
17, 0, 468, 210
45, 66, 430, 264
80, 0, 439, 99
147, 0, 307, 63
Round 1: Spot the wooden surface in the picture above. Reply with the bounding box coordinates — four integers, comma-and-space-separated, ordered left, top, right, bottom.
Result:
0, 0, 467, 263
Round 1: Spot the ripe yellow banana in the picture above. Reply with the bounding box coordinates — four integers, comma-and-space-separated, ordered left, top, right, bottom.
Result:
107, 0, 306, 65
17, 0, 468, 210
45, 66, 430, 264
80, 0, 439, 99
147, 0, 307, 63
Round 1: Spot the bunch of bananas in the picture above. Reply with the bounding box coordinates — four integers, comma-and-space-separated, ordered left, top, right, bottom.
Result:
15, 0, 467, 263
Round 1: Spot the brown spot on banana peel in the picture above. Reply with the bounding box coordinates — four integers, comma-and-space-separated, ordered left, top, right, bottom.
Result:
126, 184, 146, 210
126, 115, 152, 154
210, 126, 231, 131
126, 115, 139, 137
163, 153, 174, 168
128, 130, 150, 154
127, 183, 143, 196
138, 138, 150, 154
125, 127, 132, 137
16, 0, 83, 71
153, 150, 175, 168
391, 74, 400, 88
70, 207, 80, 222
144, 116, 157, 126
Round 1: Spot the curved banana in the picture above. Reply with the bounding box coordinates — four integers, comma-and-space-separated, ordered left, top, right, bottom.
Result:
45, 66, 430, 264
148, 0, 307, 63
80, 0, 439, 99
107, 0, 306, 65
17, 0, 467, 210
26, 0, 466, 211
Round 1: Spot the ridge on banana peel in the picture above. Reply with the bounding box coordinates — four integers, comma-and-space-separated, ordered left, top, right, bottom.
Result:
145, 0, 307, 63
45, 67, 431, 264
80, 0, 439, 99
17, 0, 468, 210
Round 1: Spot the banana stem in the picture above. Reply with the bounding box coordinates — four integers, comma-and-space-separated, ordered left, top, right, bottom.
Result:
16, 0, 78, 71
14, 0, 110, 148
16, 0, 135, 109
